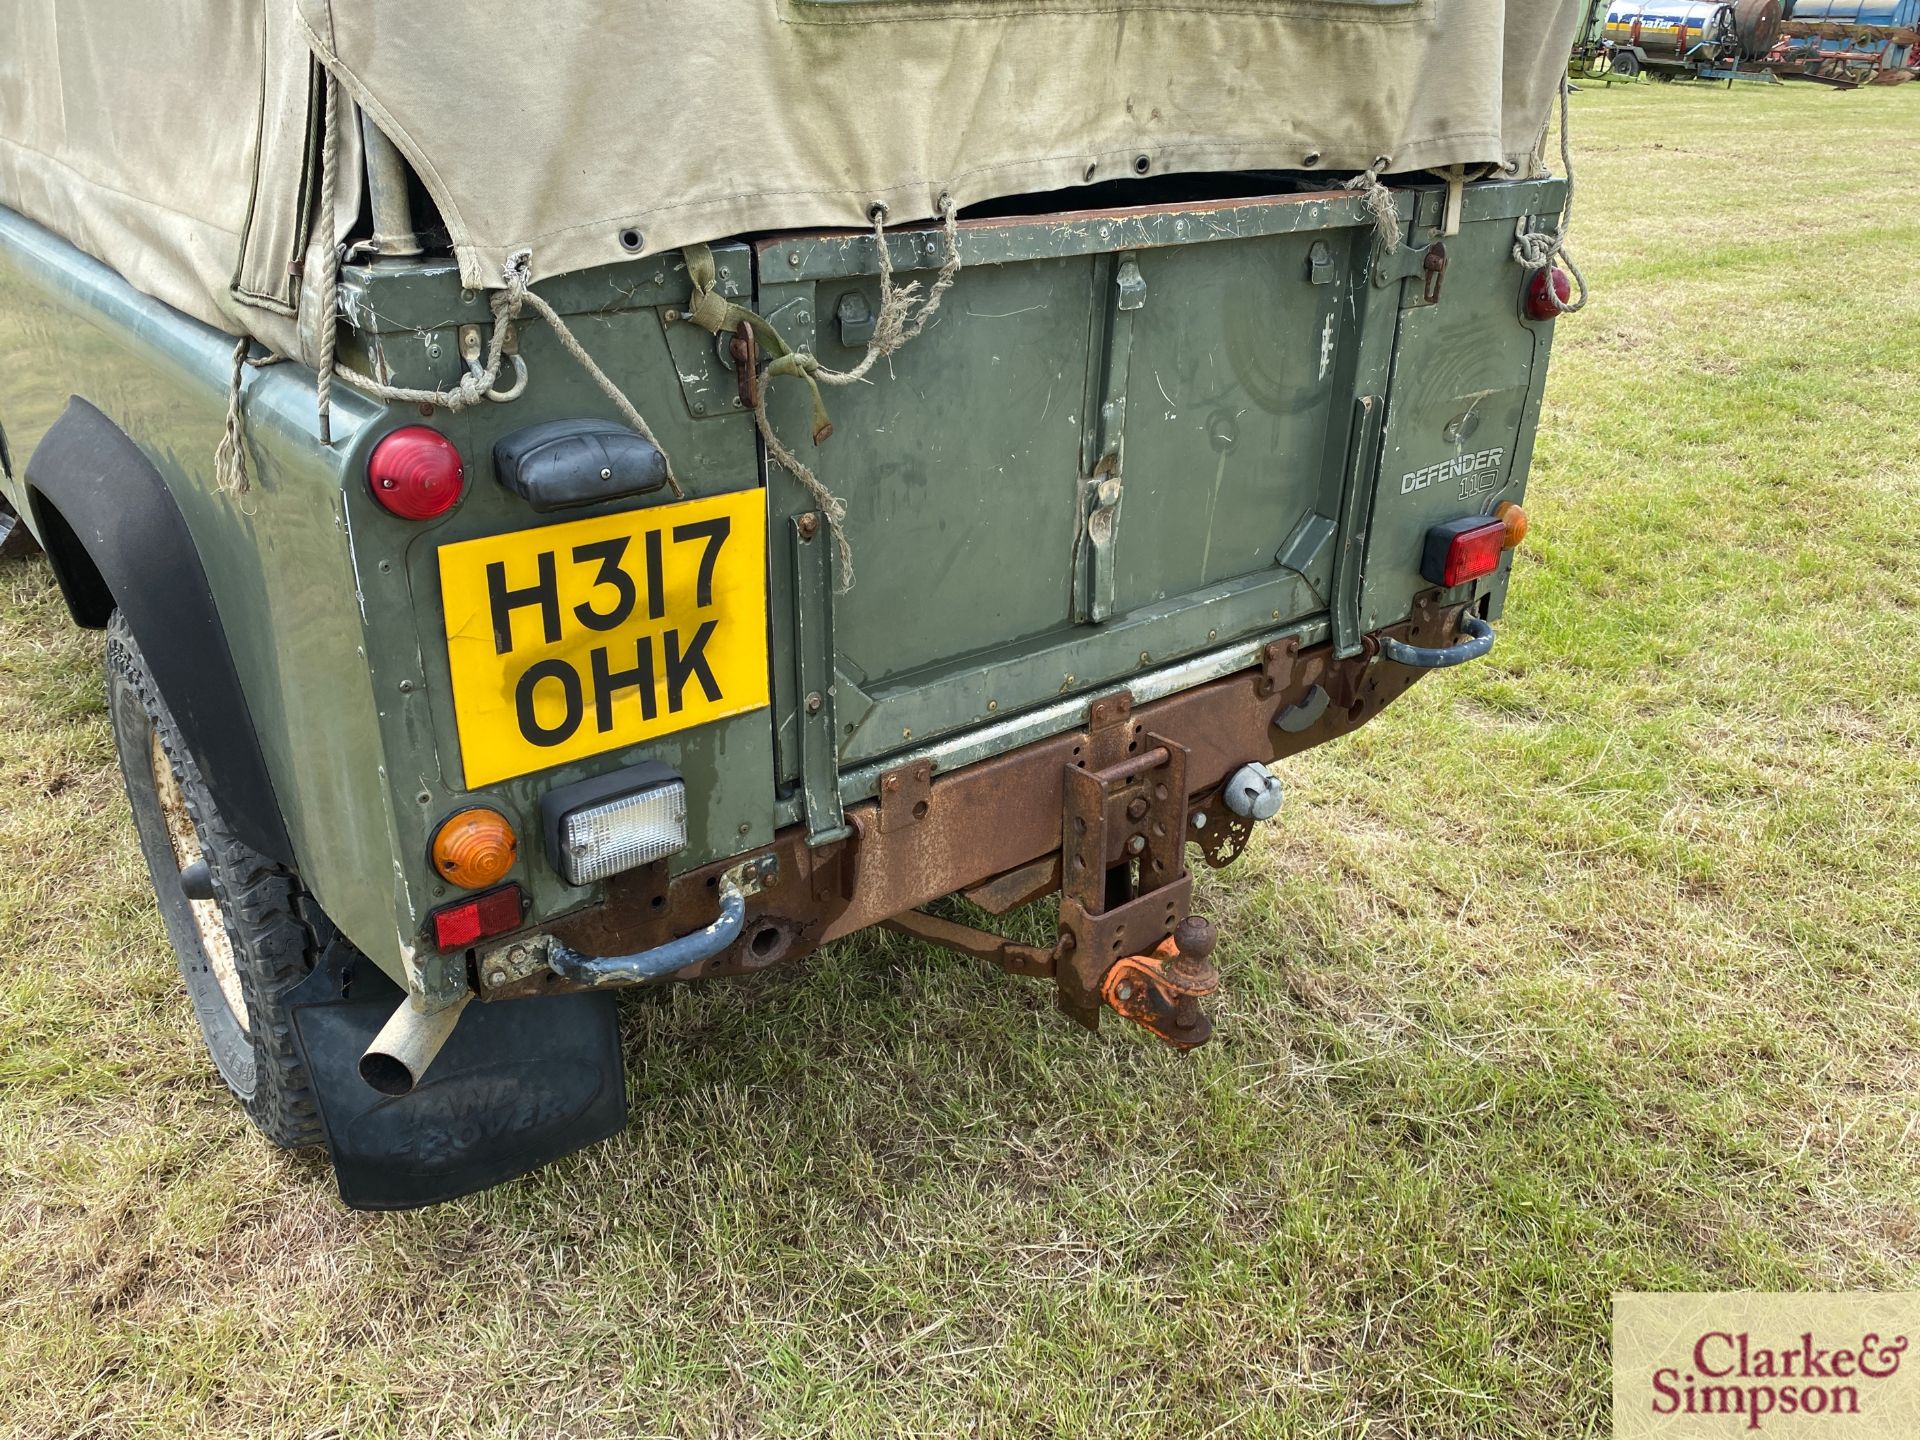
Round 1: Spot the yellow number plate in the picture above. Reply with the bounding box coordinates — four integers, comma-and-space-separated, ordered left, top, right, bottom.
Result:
437, 490, 769, 788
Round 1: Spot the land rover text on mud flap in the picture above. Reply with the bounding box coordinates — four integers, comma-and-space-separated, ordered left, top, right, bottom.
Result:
0, 0, 1587, 1207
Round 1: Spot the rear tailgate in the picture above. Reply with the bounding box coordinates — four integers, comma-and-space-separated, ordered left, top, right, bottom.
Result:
754, 179, 1564, 825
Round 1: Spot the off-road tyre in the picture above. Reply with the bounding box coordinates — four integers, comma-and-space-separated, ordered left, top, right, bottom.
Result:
105, 611, 324, 1148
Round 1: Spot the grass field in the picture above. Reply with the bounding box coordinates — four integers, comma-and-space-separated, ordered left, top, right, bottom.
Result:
3, 80, 1919, 1439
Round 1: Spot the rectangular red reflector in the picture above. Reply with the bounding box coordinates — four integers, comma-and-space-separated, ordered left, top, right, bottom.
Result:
429, 884, 524, 950
1421, 517, 1508, 589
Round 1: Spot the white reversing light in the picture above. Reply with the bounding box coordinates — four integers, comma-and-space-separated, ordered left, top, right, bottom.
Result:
555, 779, 687, 886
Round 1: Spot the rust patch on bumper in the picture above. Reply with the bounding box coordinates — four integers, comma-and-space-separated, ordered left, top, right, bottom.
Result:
490, 601, 1463, 997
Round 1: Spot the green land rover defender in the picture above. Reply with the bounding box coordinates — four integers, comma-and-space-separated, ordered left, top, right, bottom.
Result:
0, 0, 1585, 1206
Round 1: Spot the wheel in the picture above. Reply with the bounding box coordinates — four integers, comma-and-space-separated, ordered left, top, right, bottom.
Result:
1612, 48, 1642, 78
106, 611, 325, 1147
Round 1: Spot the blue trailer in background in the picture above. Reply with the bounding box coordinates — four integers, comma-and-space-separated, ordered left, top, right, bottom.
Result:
1773, 0, 1920, 84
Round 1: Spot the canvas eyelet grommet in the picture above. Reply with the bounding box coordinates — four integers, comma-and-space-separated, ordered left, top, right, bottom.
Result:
618, 228, 645, 252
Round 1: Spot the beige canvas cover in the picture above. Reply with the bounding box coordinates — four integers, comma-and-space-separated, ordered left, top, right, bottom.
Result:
2, 0, 1581, 348
0, 0, 358, 358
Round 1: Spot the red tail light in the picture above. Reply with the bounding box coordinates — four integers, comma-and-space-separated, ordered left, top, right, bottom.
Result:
1421, 515, 1510, 588
368, 426, 464, 519
1525, 267, 1572, 321
429, 883, 524, 949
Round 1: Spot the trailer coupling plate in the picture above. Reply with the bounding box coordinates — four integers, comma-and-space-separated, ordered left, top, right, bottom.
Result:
1102, 918, 1221, 1052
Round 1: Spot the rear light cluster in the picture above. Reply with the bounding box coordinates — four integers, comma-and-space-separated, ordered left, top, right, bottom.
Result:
367, 426, 464, 519
423, 764, 691, 950
1421, 501, 1528, 588
426, 808, 522, 949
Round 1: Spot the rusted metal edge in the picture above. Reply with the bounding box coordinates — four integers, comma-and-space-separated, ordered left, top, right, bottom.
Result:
493, 603, 1464, 996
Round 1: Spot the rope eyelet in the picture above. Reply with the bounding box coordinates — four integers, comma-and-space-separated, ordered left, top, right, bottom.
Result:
470, 351, 529, 403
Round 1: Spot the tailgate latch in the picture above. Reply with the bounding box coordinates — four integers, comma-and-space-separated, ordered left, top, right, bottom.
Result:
1421, 242, 1449, 305
1372, 238, 1448, 307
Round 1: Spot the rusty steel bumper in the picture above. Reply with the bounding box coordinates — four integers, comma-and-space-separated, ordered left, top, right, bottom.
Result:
478, 598, 1471, 1042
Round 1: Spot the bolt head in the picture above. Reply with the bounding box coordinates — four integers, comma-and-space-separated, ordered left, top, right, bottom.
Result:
1126, 834, 1147, 855
1116, 982, 1134, 1001
805, 691, 824, 715
487, 970, 507, 987
1126, 796, 1150, 822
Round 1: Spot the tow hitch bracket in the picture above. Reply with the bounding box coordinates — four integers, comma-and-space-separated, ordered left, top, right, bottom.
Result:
882, 690, 1225, 1050
1054, 691, 1216, 1045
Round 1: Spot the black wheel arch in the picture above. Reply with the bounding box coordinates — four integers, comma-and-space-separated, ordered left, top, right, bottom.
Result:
26, 397, 293, 863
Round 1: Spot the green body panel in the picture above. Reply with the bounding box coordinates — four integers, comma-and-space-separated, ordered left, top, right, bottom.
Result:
0, 211, 405, 982
0, 174, 1562, 1005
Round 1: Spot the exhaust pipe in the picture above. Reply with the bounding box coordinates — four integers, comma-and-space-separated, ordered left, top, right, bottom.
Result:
358, 992, 472, 1096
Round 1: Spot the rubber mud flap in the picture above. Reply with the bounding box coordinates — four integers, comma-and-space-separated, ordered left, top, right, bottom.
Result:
286, 951, 626, 1210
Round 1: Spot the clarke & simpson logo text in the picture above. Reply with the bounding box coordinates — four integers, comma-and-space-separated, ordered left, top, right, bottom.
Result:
1615, 1296, 1920, 1440
1647, 1331, 1908, 1430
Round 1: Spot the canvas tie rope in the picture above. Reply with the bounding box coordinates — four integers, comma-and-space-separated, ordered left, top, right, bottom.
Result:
326, 254, 684, 497
1343, 158, 1401, 254
214, 344, 289, 499
333, 257, 527, 411
811, 198, 962, 387
753, 396, 854, 586
1510, 74, 1589, 315
682, 196, 963, 592
303, 72, 680, 493
214, 337, 254, 498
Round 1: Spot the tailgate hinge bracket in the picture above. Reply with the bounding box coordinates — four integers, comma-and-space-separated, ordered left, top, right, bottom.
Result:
791, 511, 850, 847
876, 758, 933, 835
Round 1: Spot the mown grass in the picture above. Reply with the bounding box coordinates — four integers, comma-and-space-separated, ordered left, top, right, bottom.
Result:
2, 80, 1918, 1439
